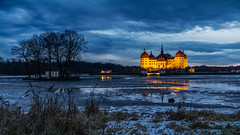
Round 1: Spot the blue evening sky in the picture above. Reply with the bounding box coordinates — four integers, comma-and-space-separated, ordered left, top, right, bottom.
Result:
1, 0, 240, 66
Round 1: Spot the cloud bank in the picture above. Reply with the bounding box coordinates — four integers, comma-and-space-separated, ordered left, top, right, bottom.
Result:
1, 0, 240, 66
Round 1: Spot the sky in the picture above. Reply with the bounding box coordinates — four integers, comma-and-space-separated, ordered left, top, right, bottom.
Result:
1, 0, 240, 66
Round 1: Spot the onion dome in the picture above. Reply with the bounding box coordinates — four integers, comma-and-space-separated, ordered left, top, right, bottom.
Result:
175, 48, 187, 57
149, 51, 155, 59
141, 49, 149, 58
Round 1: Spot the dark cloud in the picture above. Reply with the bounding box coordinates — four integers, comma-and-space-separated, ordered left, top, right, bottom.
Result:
1, 0, 240, 65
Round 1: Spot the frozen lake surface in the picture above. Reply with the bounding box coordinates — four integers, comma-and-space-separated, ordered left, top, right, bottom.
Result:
0, 74, 240, 113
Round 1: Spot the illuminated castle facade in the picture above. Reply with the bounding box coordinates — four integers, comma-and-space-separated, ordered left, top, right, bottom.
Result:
140, 46, 187, 70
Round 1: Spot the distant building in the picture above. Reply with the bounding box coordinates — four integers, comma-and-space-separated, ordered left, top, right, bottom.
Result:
45, 71, 59, 78
189, 68, 195, 73
140, 45, 187, 71
101, 70, 112, 74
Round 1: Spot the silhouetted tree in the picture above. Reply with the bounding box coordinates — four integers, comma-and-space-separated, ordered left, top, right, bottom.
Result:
44, 32, 54, 78
29, 34, 45, 78
51, 32, 64, 78
11, 40, 32, 77
9, 29, 88, 79
61, 30, 88, 77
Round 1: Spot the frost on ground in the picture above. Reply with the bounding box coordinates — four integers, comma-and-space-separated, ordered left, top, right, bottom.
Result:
105, 109, 240, 135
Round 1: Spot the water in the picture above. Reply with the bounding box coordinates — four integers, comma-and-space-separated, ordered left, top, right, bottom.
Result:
0, 74, 240, 113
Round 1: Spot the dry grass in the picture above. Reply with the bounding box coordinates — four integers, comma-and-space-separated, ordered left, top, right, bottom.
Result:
166, 109, 240, 122
0, 84, 107, 135
109, 112, 139, 123
165, 122, 190, 133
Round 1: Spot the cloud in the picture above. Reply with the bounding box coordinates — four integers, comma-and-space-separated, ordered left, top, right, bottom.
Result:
83, 53, 139, 66
88, 25, 240, 44
185, 50, 224, 56
89, 30, 119, 36
222, 49, 240, 52
1, 0, 240, 66
123, 21, 148, 27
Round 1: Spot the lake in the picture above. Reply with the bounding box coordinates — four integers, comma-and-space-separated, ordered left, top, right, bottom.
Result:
0, 74, 240, 113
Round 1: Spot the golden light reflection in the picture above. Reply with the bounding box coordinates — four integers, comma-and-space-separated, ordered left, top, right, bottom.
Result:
101, 75, 112, 81
141, 79, 189, 103
141, 86, 187, 91
145, 80, 187, 85
141, 79, 188, 103
147, 73, 160, 76
142, 79, 188, 92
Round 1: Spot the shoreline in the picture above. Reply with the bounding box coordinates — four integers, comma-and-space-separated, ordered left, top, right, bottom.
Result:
94, 72, 240, 76
1, 72, 240, 77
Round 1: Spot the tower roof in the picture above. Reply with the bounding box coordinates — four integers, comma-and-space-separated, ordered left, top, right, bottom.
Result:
149, 51, 155, 59
176, 48, 187, 57
141, 49, 149, 58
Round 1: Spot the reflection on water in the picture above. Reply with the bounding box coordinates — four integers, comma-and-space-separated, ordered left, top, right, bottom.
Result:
144, 80, 188, 85
101, 75, 112, 81
141, 79, 188, 103
143, 79, 188, 91
141, 86, 187, 91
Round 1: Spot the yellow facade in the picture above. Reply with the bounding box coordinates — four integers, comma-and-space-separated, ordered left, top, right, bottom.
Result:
140, 46, 187, 70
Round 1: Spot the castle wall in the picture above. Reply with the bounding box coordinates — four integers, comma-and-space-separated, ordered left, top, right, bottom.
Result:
166, 59, 175, 69
174, 57, 187, 69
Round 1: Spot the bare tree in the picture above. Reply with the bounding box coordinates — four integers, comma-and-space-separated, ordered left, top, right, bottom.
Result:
61, 30, 88, 77
11, 29, 87, 79
50, 32, 65, 78
11, 40, 32, 77
29, 34, 45, 78
44, 32, 54, 78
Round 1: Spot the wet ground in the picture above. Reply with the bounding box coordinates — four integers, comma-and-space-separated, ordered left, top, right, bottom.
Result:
0, 74, 240, 113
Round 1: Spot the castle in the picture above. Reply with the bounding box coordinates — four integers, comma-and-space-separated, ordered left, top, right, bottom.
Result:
140, 46, 187, 71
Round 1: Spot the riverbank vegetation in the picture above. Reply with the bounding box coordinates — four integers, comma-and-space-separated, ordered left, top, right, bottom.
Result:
0, 59, 138, 76
0, 86, 240, 134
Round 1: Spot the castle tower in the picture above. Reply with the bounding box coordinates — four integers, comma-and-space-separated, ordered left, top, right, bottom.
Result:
140, 48, 149, 69
175, 47, 187, 69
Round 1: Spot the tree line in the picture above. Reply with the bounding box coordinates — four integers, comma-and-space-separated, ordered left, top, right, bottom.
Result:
11, 30, 88, 79
0, 58, 139, 75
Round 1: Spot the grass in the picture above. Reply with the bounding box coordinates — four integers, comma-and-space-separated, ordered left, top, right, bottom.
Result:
0, 84, 108, 135
166, 109, 240, 122
165, 122, 189, 133
189, 121, 211, 129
